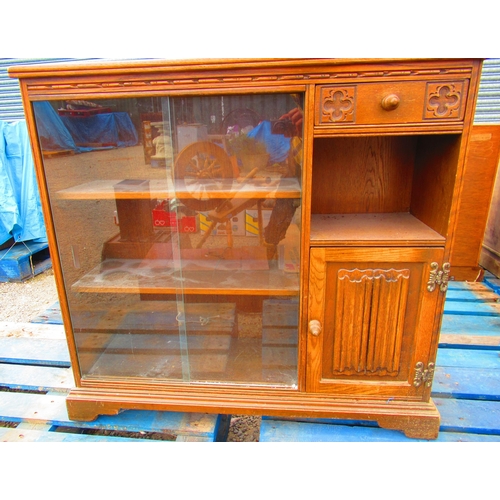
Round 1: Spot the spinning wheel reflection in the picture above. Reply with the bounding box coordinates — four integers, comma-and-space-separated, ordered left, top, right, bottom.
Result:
174, 141, 234, 212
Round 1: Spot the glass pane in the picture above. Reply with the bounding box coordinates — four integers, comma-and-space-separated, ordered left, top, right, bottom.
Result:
34, 92, 302, 387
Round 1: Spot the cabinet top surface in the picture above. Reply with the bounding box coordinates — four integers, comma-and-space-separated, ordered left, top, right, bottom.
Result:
8, 58, 481, 80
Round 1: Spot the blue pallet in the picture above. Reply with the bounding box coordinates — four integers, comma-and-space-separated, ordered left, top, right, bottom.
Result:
9, 279, 500, 442
0, 241, 51, 282
0, 335, 229, 442
0, 337, 71, 367
260, 281, 500, 442
484, 274, 500, 295
29, 301, 62, 325
259, 419, 500, 442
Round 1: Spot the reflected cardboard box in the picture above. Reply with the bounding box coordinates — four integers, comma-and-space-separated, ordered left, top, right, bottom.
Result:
199, 212, 245, 236
177, 124, 208, 152
152, 201, 198, 233
245, 209, 272, 237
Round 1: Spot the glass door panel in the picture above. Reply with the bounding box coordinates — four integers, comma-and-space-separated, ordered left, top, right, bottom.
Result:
34, 91, 303, 387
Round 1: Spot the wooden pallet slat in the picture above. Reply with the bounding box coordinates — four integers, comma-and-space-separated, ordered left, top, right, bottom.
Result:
0, 424, 169, 442
434, 398, 500, 435
29, 302, 63, 325
445, 289, 500, 302
444, 300, 500, 316
446, 281, 489, 291
259, 419, 500, 442
439, 334, 500, 350
0, 337, 71, 367
0, 364, 74, 392
0, 391, 70, 424
436, 348, 500, 369
0, 391, 223, 441
484, 273, 500, 294
440, 314, 500, 337
432, 366, 500, 400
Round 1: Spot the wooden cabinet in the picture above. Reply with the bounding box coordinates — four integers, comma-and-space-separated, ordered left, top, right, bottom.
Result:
9, 58, 482, 439
454, 124, 500, 280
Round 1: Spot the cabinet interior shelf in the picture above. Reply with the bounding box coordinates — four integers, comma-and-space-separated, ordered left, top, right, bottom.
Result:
72, 257, 300, 296
55, 176, 301, 201
310, 212, 446, 247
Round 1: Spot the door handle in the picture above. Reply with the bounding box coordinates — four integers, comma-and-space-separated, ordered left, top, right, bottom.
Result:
309, 319, 322, 337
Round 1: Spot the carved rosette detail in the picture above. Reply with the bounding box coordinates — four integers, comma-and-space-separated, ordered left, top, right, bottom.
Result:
424, 82, 464, 119
320, 86, 356, 123
331, 268, 411, 377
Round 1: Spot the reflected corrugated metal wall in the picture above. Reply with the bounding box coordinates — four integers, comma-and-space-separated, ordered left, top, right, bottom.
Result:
475, 58, 500, 124
0, 59, 99, 121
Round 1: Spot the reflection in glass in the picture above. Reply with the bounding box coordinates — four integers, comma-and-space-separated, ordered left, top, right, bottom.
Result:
34, 93, 303, 387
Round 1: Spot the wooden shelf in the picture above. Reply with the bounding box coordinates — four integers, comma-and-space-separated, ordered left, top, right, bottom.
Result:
70, 301, 237, 334
72, 256, 300, 296
55, 176, 301, 201
309, 213, 446, 247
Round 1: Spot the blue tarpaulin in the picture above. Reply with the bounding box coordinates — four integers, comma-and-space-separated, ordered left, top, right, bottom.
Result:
0, 119, 47, 245
60, 112, 138, 148
33, 102, 138, 151
247, 120, 291, 163
0, 103, 139, 246
33, 102, 80, 152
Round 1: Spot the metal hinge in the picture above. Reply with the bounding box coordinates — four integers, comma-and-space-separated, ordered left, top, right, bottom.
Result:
427, 262, 451, 293
413, 361, 435, 388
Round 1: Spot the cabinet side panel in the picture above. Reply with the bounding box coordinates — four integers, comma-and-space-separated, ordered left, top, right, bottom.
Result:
411, 135, 462, 238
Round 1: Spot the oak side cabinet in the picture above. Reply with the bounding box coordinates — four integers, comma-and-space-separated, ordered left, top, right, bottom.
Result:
10, 58, 482, 439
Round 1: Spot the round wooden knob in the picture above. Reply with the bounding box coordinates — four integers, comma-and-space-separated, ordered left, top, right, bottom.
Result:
309, 319, 322, 337
381, 94, 400, 111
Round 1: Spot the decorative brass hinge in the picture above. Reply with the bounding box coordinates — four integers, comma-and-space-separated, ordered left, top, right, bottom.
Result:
413, 362, 435, 388
427, 262, 451, 293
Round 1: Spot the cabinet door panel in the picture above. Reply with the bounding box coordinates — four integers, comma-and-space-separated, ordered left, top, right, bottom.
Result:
307, 247, 444, 399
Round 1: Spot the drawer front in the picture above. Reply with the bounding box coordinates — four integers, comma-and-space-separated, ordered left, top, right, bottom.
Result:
315, 80, 469, 127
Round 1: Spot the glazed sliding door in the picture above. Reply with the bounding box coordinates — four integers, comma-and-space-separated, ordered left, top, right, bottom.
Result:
33, 91, 304, 387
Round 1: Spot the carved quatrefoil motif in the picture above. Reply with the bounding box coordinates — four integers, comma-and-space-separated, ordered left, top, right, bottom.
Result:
321, 87, 356, 123
425, 82, 463, 119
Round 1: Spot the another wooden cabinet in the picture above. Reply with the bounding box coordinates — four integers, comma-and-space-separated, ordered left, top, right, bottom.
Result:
10, 58, 482, 439
455, 124, 500, 280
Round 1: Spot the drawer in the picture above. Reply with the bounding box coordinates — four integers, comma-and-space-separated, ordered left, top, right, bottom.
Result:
315, 80, 469, 127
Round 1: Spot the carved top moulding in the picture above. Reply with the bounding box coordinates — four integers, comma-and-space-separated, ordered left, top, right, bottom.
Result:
8, 58, 477, 99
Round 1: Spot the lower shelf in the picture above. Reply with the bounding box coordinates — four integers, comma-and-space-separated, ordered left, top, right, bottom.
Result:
71, 256, 300, 295
69, 299, 299, 387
